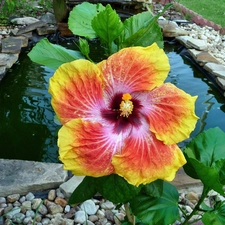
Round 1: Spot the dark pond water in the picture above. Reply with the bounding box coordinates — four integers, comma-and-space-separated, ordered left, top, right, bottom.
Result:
0, 41, 225, 162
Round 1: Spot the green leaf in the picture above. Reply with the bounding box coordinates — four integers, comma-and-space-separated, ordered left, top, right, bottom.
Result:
78, 38, 90, 57
142, 180, 163, 198
68, 2, 105, 39
68, 176, 97, 205
121, 11, 163, 48
96, 174, 142, 204
202, 202, 225, 225
28, 38, 83, 70
92, 4, 124, 54
183, 127, 225, 193
186, 158, 224, 195
130, 182, 179, 225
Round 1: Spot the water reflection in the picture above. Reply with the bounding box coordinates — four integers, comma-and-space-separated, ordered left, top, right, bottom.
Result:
0, 51, 59, 162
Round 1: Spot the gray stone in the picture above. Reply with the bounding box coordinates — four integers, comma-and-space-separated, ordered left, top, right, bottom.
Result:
216, 77, 225, 90
36, 26, 57, 36
5, 206, 21, 219
100, 201, 114, 210
212, 70, 225, 79
0, 197, 6, 204
48, 190, 56, 201
0, 53, 19, 68
22, 201, 32, 211
12, 213, 25, 223
186, 38, 208, 50
1, 37, 22, 54
74, 211, 87, 224
80, 200, 97, 215
11, 17, 40, 25
188, 49, 219, 65
48, 204, 63, 215
204, 62, 225, 73
59, 176, 84, 200
40, 12, 56, 24
16, 21, 47, 36
7, 194, 20, 203
25, 192, 35, 201
0, 159, 68, 197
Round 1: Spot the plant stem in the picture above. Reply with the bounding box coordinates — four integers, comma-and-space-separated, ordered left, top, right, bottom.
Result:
182, 185, 210, 225
124, 203, 135, 225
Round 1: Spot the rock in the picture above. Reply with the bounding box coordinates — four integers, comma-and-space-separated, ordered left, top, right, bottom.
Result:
25, 192, 35, 201
40, 12, 56, 24
5, 206, 20, 219
48, 190, 56, 201
186, 192, 199, 204
100, 200, 115, 210
54, 197, 67, 207
88, 214, 99, 222
36, 26, 57, 35
32, 199, 43, 210
59, 176, 84, 200
213, 70, 225, 79
1, 37, 22, 54
21, 201, 32, 211
188, 49, 219, 65
16, 21, 47, 35
114, 213, 125, 225
186, 38, 208, 50
204, 62, 225, 73
80, 199, 98, 215
216, 77, 225, 90
0, 159, 68, 197
7, 194, 20, 203
10, 17, 40, 25
74, 210, 87, 224
47, 203, 63, 215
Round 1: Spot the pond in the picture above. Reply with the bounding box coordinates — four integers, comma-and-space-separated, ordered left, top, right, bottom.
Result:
0, 40, 225, 162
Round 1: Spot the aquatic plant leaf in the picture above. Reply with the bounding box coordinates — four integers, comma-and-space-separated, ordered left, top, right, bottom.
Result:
130, 182, 179, 225
96, 174, 142, 204
202, 202, 225, 225
28, 38, 83, 70
183, 127, 225, 194
92, 4, 124, 55
68, 176, 97, 205
68, 2, 105, 39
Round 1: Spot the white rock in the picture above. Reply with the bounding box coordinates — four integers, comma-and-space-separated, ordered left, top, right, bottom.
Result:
100, 200, 115, 210
74, 211, 87, 224
80, 199, 98, 215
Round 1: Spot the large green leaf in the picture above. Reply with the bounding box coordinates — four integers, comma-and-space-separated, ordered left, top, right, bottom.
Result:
183, 127, 225, 193
130, 182, 179, 225
28, 38, 83, 70
69, 176, 97, 205
92, 4, 124, 54
96, 174, 142, 204
142, 179, 163, 198
121, 11, 163, 48
68, 2, 105, 39
202, 202, 225, 225
186, 158, 224, 195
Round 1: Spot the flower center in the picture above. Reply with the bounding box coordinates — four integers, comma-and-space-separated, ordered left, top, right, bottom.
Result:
120, 93, 134, 118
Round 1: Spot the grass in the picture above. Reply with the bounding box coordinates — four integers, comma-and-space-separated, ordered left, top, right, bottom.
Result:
176, 0, 225, 27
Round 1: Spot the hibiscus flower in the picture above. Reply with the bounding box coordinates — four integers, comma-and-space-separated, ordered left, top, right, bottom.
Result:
49, 43, 198, 186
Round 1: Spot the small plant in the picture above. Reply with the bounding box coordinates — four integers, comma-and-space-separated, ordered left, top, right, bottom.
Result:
0, 0, 52, 24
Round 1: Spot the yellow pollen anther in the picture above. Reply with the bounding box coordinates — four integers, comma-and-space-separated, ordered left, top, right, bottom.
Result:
120, 93, 134, 118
